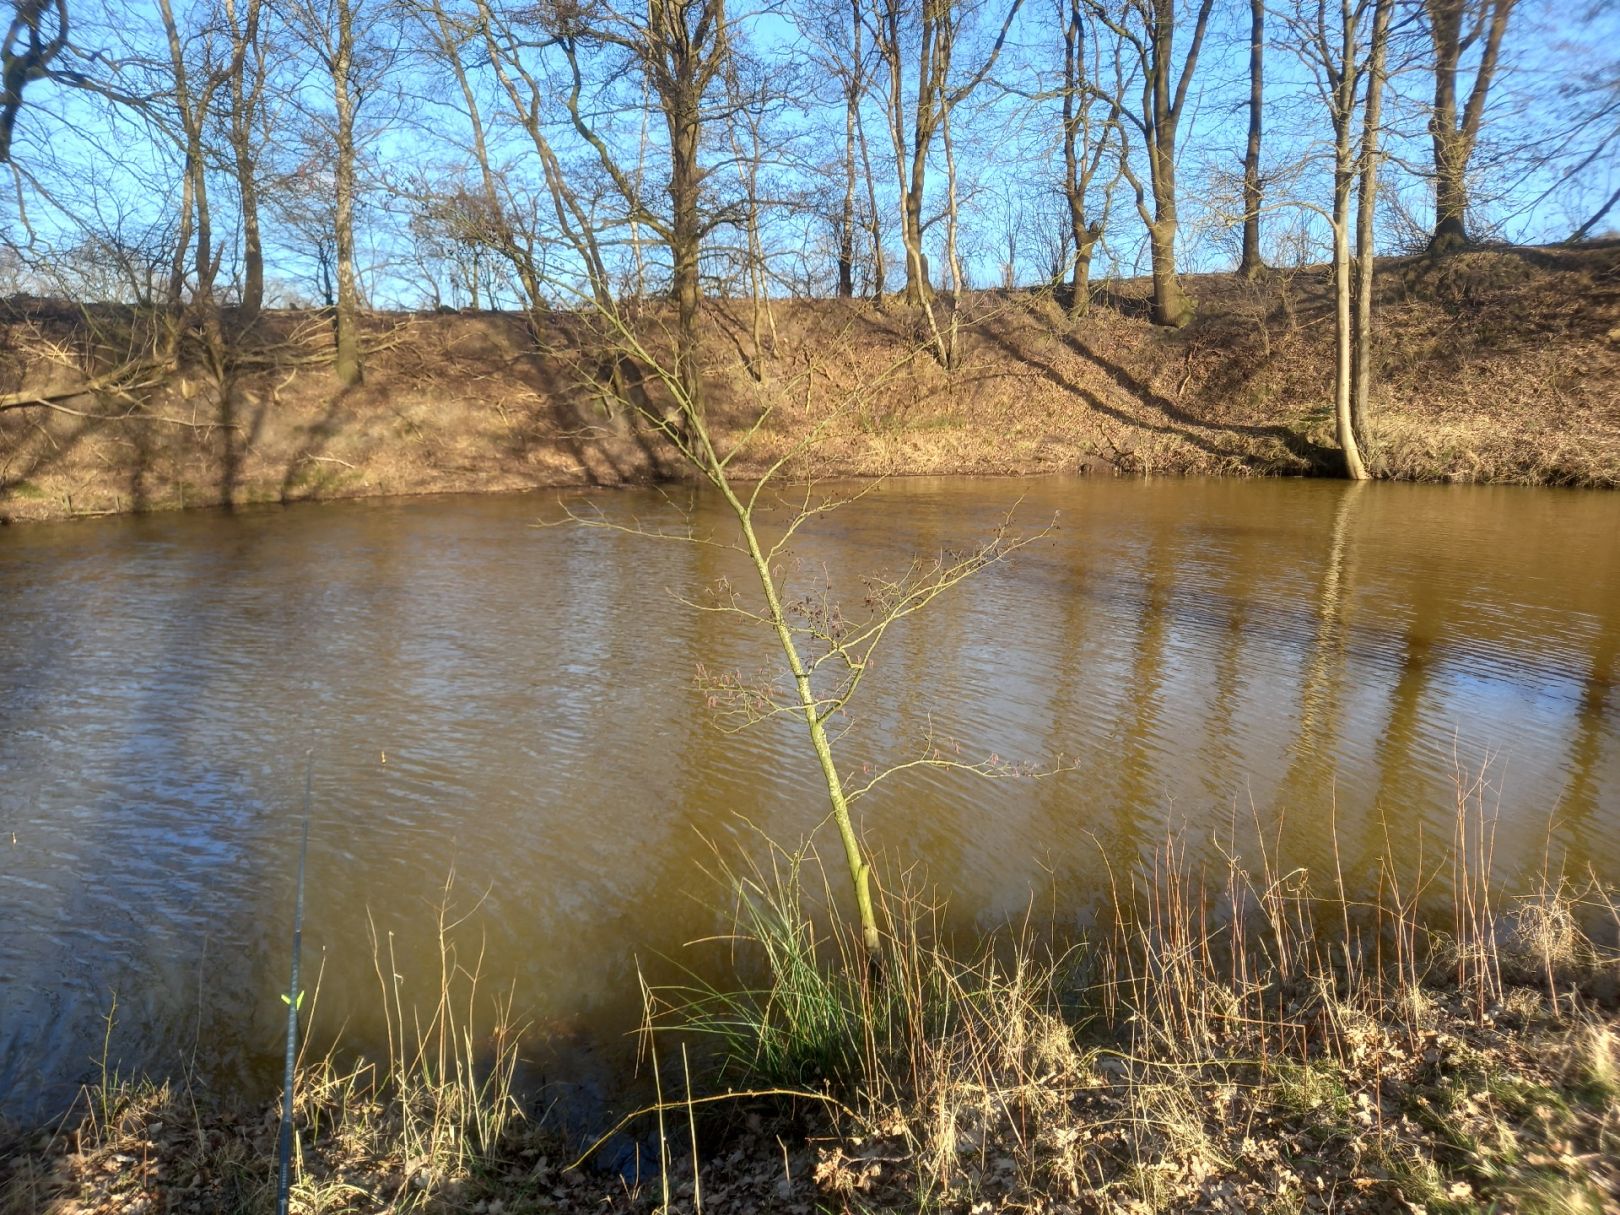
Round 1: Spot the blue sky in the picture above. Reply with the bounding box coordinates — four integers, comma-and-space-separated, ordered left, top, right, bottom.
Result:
3, 0, 1615, 308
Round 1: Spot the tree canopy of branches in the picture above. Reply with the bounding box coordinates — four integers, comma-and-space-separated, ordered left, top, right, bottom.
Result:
0, 0, 1610, 399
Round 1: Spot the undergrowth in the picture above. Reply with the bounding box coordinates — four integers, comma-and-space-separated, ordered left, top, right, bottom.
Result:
4, 800, 1618, 1214
649, 797, 1620, 1214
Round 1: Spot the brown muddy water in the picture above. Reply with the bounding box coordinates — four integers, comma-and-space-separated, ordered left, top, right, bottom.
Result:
1, 477, 1616, 1124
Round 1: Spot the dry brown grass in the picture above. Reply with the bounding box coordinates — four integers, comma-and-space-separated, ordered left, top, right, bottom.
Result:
3, 243, 1616, 523
0, 880, 530, 1215
620, 789, 1620, 1215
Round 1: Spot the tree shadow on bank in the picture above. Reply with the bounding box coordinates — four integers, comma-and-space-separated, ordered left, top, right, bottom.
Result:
0, 300, 161, 520
1056, 327, 1342, 472
975, 312, 1341, 474
533, 316, 697, 486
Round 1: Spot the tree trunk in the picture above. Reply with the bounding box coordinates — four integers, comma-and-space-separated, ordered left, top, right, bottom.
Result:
1147, 230, 1192, 327
1117, 0, 1211, 328
1333, 214, 1366, 481
1429, 158, 1469, 252
892, 0, 936, 307
1351, 0, 1393, 451
856, 84, 884, 301
167, 143, 195, 315
1424, 0, 1514, 253
1058, 0, 1115, 317
225, 0, 264, 321
941, 108, 964, 369
332, 0, 363, 388
669, 96, 703, 412
156, 47, 197, 361
480, 10, 613, 320
1238, 0, 1264, 278
158, 0, 213, 313
1070, 222, 1100, 317
238, 159, 264, 319
839, 73, 857, 298
1332, 0, 1368, 481
728, 109, 771, 373
1428, 10, 1468, 254
189, 134, 216, 304
0, 0, 68, 164
901, 175, 931, 304
1147, 153, 1193, 327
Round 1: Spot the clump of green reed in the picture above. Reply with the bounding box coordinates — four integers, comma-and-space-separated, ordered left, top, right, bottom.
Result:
652, 844, 871, 1090
651, 836, 1083, 1097
646, 834, 1095, 1205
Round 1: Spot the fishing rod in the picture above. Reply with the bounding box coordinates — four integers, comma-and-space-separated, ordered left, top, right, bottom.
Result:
276, 753, 313, 1215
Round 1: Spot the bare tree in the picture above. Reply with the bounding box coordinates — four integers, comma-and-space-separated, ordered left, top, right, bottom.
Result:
724, 68, 780, 375
328, 0, 364, 385
561, 0, 739, 413
268, 130, 342, 308
939, 92, 965, 362
474, 0, 639, 319
1422, 0, 1514, 252
839, 25, 859, 298
799, 0, 872, 298
796, 0, 888, 300
406, 177, 516, 308
282, 0, 393, 385
1288, 0, 1396, 479
1560, 55, 1620, 243
155, 0, 223, 320
218, 0, 267, 319
1086, 0, 1215, 329
1237, 0, 1264, 277
559, 310, 1050, 962
420, 0, 561, 321
1351, 0, 1393, 453
1056, 0, 1120, 313
866, 0, 1024, 311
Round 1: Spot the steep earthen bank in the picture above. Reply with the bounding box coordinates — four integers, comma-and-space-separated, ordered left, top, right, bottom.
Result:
2, 244, 1616, 524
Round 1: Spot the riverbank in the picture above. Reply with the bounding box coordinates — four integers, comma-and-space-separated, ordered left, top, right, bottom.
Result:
6, 997, 1618, 1215
5, 837, 1617, 1214
2, 244, 1616, 524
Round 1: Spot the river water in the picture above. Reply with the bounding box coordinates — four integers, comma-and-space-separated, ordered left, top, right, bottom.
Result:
1, 477, 1616, 1122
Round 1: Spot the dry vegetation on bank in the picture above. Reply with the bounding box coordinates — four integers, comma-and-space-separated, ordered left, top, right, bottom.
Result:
2, 243, 1617, 524
5, 803, 1618, 1215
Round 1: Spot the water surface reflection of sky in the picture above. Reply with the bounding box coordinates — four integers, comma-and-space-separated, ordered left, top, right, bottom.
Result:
0, 477, 1615, 1121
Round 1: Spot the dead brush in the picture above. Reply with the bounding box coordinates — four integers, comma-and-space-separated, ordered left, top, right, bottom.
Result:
652, 838, 1099, 1206
649, 763, 1620, 1212
256, 873, 529, 1209
1564, 1022, 1618, 1102
359, 877, 525, 1196
6, 796, 1619, 1215
1496, 870, 1620, 1023
1124, 1077, 1229, 1207
1095, 791, 1500, 1069
884, 913, 1092, 1203
1084, 772, 1619, 1202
